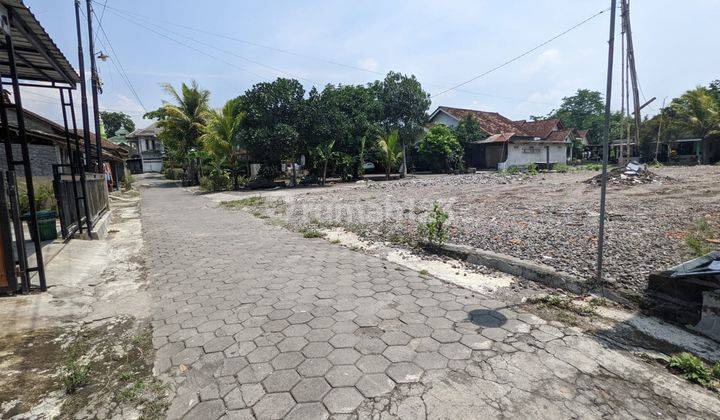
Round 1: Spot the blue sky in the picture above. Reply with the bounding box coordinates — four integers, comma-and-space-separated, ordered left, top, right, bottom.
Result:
22, 0, 720, 130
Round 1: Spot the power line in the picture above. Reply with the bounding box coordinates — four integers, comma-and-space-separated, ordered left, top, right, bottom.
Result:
91, 1, 559, 107
87, 7, 148, 113
431, 7, 611, 98
103, 7, 318, 85
93, 0, 108, 43
104, 10, 272, 84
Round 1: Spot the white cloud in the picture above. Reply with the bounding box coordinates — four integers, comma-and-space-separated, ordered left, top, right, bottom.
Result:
523, 49, 563, 76
358, 57, 379, 72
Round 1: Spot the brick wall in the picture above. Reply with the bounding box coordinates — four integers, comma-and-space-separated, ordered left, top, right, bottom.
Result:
0, 144, 60, 177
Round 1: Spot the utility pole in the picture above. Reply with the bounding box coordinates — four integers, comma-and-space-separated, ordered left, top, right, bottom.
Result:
596, 0, 618, 288
654, 97, 667, 162
86, 0, 103, 172
74, 0, 92, 170
622, 0, 642, 161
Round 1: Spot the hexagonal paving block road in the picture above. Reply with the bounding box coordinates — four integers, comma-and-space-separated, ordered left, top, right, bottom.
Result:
141, 179, 720, 419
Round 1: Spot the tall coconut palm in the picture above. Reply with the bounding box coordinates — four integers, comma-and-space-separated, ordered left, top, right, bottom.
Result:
154, 80, 210, 180
200, 98, 245, 189
670, 87, 720, 140
377, 130, 403, 181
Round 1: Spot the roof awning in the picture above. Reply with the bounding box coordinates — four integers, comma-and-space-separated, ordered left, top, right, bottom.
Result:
0, 0, 79, 85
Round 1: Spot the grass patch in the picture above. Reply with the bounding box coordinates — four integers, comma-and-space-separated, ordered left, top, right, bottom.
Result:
527, 294, 599, 318
62, 360, 90, 394
329, 239, 341, 244
684, 218, 718, 257
552, 163, 576, 173
667, 353, 713, 387
221, 196, 266, 208
300, 228, 324, 239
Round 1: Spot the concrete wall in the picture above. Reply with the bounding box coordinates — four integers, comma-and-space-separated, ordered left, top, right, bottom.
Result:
0, 144, 60, 177
500, 142, 567, 169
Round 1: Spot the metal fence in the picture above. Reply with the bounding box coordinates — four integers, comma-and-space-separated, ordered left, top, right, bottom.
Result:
52, 165, 108, 239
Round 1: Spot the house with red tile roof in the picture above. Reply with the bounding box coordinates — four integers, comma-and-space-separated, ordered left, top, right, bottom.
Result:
428, 106, 587, 170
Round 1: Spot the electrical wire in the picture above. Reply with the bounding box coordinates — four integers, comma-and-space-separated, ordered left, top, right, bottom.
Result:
91, 1, 559, 107
430, 7, 611, 98
102, 7, 318, 85
87, 7, 148, 113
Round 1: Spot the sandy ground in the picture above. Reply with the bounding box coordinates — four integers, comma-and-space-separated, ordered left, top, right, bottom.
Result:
0, 190, 166, 419
207, 165, 720, 301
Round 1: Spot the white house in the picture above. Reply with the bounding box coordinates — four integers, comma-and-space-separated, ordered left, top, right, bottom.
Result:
428, 106, 586, 170
126, 122, 164, 172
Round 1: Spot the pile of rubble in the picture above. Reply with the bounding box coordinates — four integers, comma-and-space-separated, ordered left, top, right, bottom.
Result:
586, 163, 663, 186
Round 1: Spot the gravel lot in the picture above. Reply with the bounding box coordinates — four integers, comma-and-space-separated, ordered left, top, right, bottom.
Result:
246, 165, 720, 300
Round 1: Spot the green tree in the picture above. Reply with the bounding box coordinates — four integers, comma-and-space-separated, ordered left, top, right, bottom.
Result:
146, 80, 210, 179
376, 130, 403, 180
550, 89, 605, 144
100, 111, 135, 137
200, 98, 245, 189
453, 115, 486, 165
240, 78, 305, 179
372, 72, 431, 174
311, 140, 335, 186
303, 84, 381, 179
668, 87, 720, 140
417, 125, 464, 173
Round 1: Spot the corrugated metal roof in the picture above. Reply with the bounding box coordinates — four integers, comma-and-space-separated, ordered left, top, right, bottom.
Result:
0, 0, 79, 84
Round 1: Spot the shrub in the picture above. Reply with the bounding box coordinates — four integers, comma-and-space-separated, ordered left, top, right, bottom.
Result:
200, 169, 230, 192
525, 163, 538, 175
163, 167, 184, 180
425, 201, 449, 245
18, 179, 56, 214
713, 362, 720, 379
668, 353, 712, 386
62, 360, 90, 394
417, 125, 464, 173
553, 163, 574, 173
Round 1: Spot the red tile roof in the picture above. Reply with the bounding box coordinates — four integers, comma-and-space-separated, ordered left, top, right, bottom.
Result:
545, 129, 573, 143
513, 118, 564, 138
435, 106, 530, 136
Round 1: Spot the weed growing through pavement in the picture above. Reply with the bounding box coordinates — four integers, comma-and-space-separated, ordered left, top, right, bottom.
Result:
667, 353, 713, 387
422, 202, 449, 246
528, 294, 599, 318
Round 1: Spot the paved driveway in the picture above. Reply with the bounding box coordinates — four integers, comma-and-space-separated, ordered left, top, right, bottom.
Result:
140, 179, 720, 419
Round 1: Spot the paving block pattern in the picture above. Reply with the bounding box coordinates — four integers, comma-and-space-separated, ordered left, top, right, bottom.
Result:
142, 182, 720, 419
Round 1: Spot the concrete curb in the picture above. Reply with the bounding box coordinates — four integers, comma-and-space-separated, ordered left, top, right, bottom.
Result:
429, 242, 632, 305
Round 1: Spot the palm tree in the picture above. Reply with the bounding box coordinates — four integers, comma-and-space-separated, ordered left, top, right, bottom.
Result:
312, 140, 335, 186
670, 87, 720, 140
377, 130, 403, 181
200, 99, 245, 189
155, 80, 210, 183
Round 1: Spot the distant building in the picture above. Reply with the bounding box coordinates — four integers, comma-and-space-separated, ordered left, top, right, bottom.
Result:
126, 122, 164, 172
428, 106, 586, 170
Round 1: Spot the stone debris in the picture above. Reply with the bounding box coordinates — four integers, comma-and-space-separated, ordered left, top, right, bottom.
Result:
585, 163, 666, 187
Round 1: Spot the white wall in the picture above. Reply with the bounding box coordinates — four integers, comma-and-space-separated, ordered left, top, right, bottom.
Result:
430, 112, 459, 128
500, 142, 567, 169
